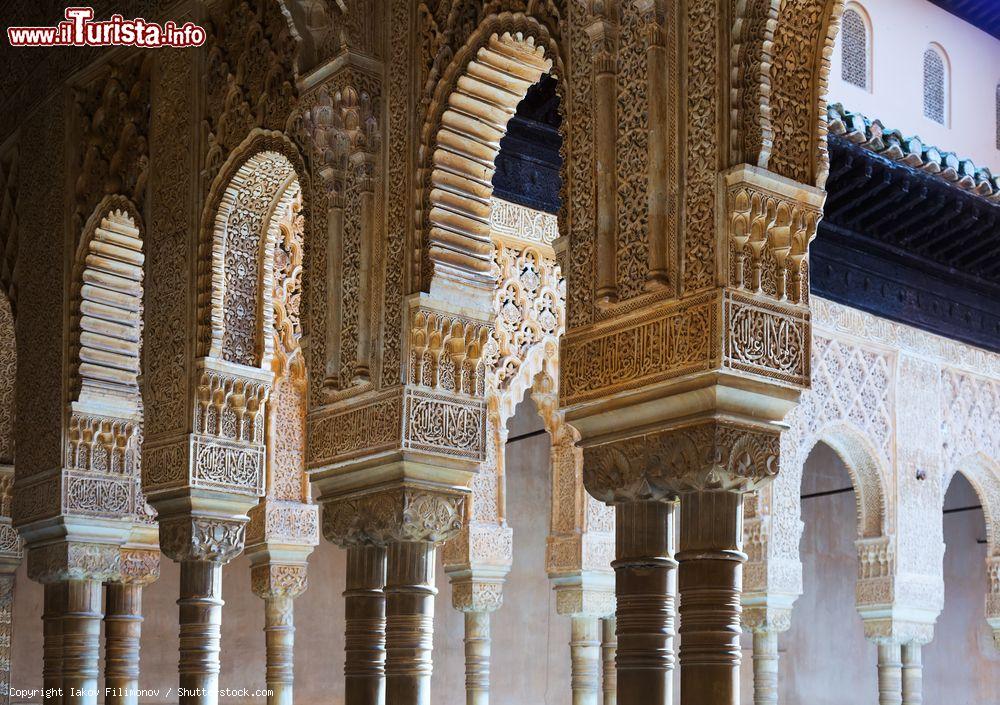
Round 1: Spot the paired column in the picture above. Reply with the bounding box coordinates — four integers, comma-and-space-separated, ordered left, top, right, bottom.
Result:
677, 491, 745, 705
384, 541, 437, 705
751, 630, 778, 705
601, 617, 617, 705
876, 641, 902, 705
344, 544, 387, 705
613, 501, 676, 705
743, 606, 791, 705
27, 543, 122, 705
105, 546, 160, 705
570, 616, 602, 705
901, 643, 922, 705
463, 611, 491, 705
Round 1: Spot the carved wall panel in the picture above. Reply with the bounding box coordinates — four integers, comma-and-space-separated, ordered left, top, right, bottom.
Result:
747, 297, 1000, 640
145, 47, 194, 441
71, 55, 152, 238
202, 0, 299, 187
13, 98, 64, 487
0, 297, 14, 467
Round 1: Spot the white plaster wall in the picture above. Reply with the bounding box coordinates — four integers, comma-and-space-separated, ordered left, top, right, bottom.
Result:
829, 0, 1000, 171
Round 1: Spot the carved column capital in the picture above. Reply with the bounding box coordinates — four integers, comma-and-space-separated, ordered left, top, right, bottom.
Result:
158, 516, 247, 564
250, 562, 308, 600
583, 419, 780, 503
322, 485, 466, 547
450, 578, 505, 614
118, 547, 161, 587
26, 540, 121, 584
742, 605, 792, 635
246, 499, 321, 549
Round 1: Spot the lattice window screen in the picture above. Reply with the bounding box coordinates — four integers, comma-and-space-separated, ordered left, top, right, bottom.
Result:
841, 9, 868, 89
923, 48, 945, 124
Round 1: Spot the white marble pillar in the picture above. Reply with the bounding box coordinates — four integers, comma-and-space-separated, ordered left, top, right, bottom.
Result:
601, 617, 616, 705
877, 642, 903, 705
901, 643, 922, 705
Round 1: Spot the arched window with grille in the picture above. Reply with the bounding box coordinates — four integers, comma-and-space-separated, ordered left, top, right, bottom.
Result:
923, 45, 948, 125
841, 6, 870, 90
995, 83, 999, 149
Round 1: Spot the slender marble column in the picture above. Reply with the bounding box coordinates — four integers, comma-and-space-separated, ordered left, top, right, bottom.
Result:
901, 643, 921, 705
105, 583, 144, 705
178, 560, 224, 705
877, 642, 903, 705
614, 501, 675, 705
263, 595, 294, 705
61, 579, 103, 705
385, 541, 436, 705
751, 630, 779, 705
464, 611, 490, 705
570, 616, 601, 705
588, 12, 619, 304
601, 617, 617, 705
344, 545, 387, 705
678, 491, 744, 705
43, 583, 64, 705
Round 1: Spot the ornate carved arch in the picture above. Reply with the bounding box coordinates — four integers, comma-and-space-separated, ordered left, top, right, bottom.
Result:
198, 129, 309, 370
947, 455, 999, 558
807, 424, 889, 539
70, 195, 145, 413
943, 454, 1000, 647
756, 0, 844, 188
417, 13, 560, 301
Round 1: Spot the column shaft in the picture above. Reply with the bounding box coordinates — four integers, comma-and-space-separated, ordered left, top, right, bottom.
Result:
677, 491, 744, 705
752, 630, 778, 705
105, 583, 144, 705
264, 596, 294, 705
463, 611, 490, 705
877, 642, 903, 705
570, 616, 601, 705
43, 583, 64, 705
613, 500, 675, 705
901, 643, 922, 705
601, 617, 617, 705
61, 579, 103, 705
178, 560, 223, 705
385, 541, 436, 705
344, 544, 387, 705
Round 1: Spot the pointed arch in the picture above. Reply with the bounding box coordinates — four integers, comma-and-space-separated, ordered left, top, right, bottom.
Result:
198, 129, 309, 371
417, 13, 561, 305
806, 423, 890, 539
